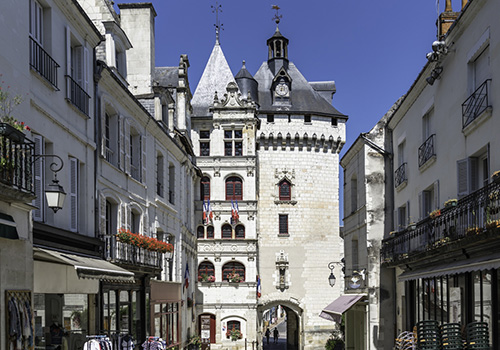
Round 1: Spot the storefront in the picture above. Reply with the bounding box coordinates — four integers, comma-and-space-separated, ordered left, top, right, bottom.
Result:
33, 247, 134, 349
400, 258, 500, 348
150, 280, 181, 347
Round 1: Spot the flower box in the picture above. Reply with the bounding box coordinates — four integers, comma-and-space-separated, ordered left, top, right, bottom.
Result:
430, 209, 441, 219
116, 227, 174, 254
444, 199, 457, 208
0, 122, 25, 143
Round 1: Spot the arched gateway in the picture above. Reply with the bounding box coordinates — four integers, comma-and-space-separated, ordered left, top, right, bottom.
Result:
258, 300, 302, 350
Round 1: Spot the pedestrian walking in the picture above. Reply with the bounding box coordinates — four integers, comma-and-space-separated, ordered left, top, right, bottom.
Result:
273, 327, 279, 343
265, 328, 270, 345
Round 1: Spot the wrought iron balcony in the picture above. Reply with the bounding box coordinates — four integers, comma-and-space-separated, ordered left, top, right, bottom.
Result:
104, 234, 162, 270
382, 180, 500, 265
395, 163, 407, 188
462, 79, 491, 128
65, 75, 90, 116
0, 128, 35, 201
418, 134, 435, 167
29, 36, 59, 89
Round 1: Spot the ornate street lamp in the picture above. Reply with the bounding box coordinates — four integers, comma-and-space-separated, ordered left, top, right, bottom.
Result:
328, 262, 337, 287
32, 154, 65, 213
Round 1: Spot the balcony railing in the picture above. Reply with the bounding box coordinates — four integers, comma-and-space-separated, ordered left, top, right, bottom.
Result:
418, 134, 435, 167
104, 234, 162, 269
395, 163, 407, 188
65, 75, 90, 116
29, 36, 59, 89
462, 79, 491, 128
0, 131, 35, 197
382, 180, 500, 264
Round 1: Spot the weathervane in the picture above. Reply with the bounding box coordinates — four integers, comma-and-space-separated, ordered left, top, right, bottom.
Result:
272, 5, 282, 25
212, 1, 223, 44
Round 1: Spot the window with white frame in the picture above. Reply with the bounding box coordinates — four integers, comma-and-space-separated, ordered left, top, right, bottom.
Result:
457, 150, 489, 198
224, 129, 243, 156
104, 112, 119, 166
130, 210, 140, 234
29, 0, 43, 44
471, 46, 490, 92
350, 176, 358, 213
397, 205, 407, 231
65, 27, 90, 115
200, 130, 210, 156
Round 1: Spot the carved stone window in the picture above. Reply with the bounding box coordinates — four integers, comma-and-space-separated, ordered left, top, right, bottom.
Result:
274, 168, 297, 204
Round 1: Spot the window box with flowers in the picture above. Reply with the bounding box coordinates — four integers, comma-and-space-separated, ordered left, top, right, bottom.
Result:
116, 228, 174, 256
226, 329, 243, 341
198, 274, 215, 283
492, 170, 500, 184
429, 209, 441, 220
226, 272, 243, 283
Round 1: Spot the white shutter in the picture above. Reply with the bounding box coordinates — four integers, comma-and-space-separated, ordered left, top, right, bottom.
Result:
119, 117, 125, 170
433, 180, 440, 210
418, 192, 423, 221
124, 120, 130, 174
457, 159, 469, 198
65, 26, 71, 99
469, 158, 478, 192
69, 157, 78, 232
141, 135, 147, 183
406, 201, 411, 224
32, 135, 44, 221
83, 47, 89, 92
99, 193, 107, 236
73, 46, 84, 86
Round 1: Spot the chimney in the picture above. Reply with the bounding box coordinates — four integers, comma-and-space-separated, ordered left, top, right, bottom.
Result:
438, 0, 459, 39
118, 3, 157, 96
176, 55, 190, 132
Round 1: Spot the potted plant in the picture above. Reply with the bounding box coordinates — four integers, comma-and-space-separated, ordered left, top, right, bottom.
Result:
226, 328, 243, 341
492, 170, 500, 183
0, 78, 29, 142
226, 272, 243, 283
407, 218, 416, 231
444, 199, 457, 208
188, 335, 201, 350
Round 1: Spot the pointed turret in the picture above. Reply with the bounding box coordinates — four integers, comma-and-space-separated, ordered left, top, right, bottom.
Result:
266, 22, 289, 74
191, 42, 235, 117
235, 60, 259, 104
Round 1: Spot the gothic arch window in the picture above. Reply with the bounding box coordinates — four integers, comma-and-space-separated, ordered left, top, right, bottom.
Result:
198, 261, 215, 282
207, 226, 214, 239
222, 262, 245, 282
197, 226, 204, 239
235, 225, 245, 239
200, 176, 210, 201
279, 179, 291, 200
226, 176, 242, 200
222, 224, 232, 239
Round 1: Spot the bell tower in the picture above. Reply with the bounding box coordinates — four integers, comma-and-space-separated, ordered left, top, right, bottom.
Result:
267, 7, 289, 74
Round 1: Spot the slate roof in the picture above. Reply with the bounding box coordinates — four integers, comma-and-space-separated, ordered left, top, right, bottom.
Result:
155, 67, 178, 87
254, 62, 347, 118
191, 43, 236, 117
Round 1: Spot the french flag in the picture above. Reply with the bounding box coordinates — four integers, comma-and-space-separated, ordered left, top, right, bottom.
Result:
184, 263, 190, 291
257, 275, 261, 298
231, 200, 239, 223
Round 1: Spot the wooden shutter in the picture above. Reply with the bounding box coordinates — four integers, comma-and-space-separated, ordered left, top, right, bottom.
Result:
418, 192, 423, 221
124, 121, 131, 175
99, 193, 107, 236
235, 180, 242, 200
69, 157, 78, 232
65, 26, 71, 76
406, 201, 411, 224
32, 135, 44, 221
73, 46, 83, 86
226, 181, 233, 200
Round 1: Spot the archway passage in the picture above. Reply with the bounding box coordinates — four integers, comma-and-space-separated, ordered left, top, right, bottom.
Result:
260, 304, 299, 350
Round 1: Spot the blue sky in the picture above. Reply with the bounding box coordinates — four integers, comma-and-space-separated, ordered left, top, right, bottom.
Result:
115, 1, 450, 218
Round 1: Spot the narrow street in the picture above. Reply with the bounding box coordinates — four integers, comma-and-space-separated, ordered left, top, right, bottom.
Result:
263, 321, 287, 350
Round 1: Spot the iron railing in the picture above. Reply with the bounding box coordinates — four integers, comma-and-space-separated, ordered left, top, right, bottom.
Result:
462, 79, 491, 128
418, 134, 435, 167
104, 234, 162, 269
382, 180, 500, 264
29, 36, 59, 89
395, 163, 407, 188
65, 75, 90, 116
0, 131, 35, 195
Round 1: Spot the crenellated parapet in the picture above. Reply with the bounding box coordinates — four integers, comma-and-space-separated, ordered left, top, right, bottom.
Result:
257, 131, 344, 153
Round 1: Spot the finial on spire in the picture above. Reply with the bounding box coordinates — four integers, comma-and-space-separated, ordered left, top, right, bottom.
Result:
242, 60, 246, 68
212, 2, 223, 44
272, 5, 282, 26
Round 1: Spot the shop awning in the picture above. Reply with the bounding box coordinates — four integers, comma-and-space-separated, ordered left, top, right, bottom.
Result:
319, 295, 365, 322
0, 212, 19, 239
34, 247, 135, 283
398, 255, 500, 281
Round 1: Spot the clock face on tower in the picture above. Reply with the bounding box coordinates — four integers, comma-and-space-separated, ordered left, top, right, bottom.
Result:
275, 83, 289, 97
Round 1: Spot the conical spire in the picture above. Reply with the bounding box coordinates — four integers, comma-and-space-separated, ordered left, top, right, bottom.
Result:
192, 43, 235, 116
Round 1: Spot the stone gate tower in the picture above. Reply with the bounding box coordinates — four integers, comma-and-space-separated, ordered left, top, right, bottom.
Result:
191, 19, 347, 350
